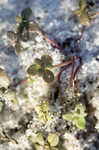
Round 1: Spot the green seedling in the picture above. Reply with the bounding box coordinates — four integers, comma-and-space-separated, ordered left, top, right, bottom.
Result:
29, 132, 59, 150
63, 104, 87, 129
17, 7, 32, 40
73, 0, 95, 26
27, 55, 54, 83
35, 101, 51, 123
7, 8, 34, 55
47, 133, 59, 147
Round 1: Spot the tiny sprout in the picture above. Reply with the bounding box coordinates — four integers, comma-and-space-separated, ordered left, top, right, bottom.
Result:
35, 101, 51, 123
47, 133, 59, 147
29, 132, 59, 150
63, 104, 87, 129
27, 55, 54, 83
73, 0, 95, 26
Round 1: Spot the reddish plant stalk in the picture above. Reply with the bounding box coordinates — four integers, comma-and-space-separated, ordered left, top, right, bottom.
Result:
40, 31, 63, 51
57, 64, 71, 83
70, 56, 75, 85
53, 56, 78, 68
73, 61, 82, 80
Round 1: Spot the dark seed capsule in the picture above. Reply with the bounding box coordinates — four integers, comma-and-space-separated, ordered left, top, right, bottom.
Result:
7, 31, 17, 41
43, 69, 54, 83
35, 58, 42, 66
21, 7, 32, 20
27, 64, 39, 75
41, 55, 53, 68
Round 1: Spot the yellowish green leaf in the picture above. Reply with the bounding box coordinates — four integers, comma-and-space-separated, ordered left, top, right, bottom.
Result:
47, 133, 59, 147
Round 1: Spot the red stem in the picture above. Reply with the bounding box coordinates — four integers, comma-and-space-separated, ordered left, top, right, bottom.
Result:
53, 56, 78, 68
70, 56, 75, 85
40, 31, 63, 51
57, 64, 71, 83
73, 61, 82, 80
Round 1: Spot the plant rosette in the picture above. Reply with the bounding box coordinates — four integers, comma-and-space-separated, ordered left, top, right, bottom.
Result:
62, 104, 87, 129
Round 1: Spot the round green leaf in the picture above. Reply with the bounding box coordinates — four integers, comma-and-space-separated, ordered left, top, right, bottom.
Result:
62, 113, 73, 121
43, 69, 54, 83
21, 7, 32, 20
41, 55, 53, 68
76, 117, 86, 129
27, 64, 39, 75
72, 116, 80, 125
47, 133, 59, 147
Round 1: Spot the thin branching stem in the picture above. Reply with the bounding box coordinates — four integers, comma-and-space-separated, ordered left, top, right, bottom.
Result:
53, 56, 78, 68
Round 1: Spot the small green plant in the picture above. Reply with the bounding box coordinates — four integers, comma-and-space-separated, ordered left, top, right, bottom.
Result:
73, 0, 95, 26
47, 133, 59, 147
16, 7, 32, 40
35, 101, 51, 123
29, 132, 59, 150
7, 8, 34, 54
63, 104, 87, 129
27, 55, 54, 83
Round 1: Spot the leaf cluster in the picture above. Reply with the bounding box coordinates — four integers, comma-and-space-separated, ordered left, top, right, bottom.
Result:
35, 101, 51, 123
29, 132, 59, 150
63, 104, 87, 129
73, 0, 94, 26
27, 55, 54, 83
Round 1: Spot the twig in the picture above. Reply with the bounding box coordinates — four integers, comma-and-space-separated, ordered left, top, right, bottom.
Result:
73, 58, 82, 80
57, 64, 71, 83
53, 56, 78, 68
70, 56, 75, 85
